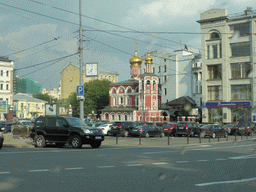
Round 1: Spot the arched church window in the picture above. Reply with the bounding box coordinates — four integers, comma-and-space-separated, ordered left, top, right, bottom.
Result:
153, 81, 156, 90
210, 32, 220, 39
146, 80, 150, 90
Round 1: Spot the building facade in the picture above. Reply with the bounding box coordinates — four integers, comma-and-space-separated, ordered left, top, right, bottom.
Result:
198, 8, 255, 123
141, 50, 202, 108
101, 49, 166, 122
61, 64, 119, 99
14, 76, 42, 94
42, 87, 61, 99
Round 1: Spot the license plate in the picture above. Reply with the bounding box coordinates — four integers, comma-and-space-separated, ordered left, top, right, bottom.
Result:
95, 136, 102, 139
164, 129, 168, 130
239, 127, 245, 130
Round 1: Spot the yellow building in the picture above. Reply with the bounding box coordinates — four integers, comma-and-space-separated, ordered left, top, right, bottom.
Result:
61, 64, 119, 99
13, 93, 47, 119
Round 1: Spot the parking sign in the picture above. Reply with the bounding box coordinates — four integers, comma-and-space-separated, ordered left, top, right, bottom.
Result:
77, 85, 84, 95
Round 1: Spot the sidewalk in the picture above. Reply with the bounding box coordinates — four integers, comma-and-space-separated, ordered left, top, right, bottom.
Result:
3, 133, 35, 148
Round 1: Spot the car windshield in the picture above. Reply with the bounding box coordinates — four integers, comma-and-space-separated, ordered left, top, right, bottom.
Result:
201, 125, 214, 129
65, 118, 86, 126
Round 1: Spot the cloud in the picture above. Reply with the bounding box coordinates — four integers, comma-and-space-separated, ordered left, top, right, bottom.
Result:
125, 0, 216, 25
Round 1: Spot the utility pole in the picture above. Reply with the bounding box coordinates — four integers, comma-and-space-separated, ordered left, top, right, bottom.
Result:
79, 0, 84, 120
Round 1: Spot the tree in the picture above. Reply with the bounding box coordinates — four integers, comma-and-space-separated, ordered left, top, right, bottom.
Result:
33, 93, 55, 103
68, 92, 80, 117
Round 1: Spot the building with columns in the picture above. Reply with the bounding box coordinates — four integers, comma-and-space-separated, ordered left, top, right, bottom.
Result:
101, 48, 167, 122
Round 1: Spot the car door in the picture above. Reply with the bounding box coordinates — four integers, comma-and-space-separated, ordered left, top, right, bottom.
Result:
45, 117, 58, 141
56, 118, 70, 141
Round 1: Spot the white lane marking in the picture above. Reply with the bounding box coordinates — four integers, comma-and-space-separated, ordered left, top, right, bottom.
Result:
195, 177, 256, 186
28, 169, 50, 172
143, 151, 179, 154
176, 161, 189, 163
98, 166, 115, 168
192, 144, 256, 151
215, 158, 227, 161
127, 164, 143, 167
0, 172, 11, 174
197, 160, 209, 162
65, 167, 84, 170
228, 154, 256, 160
152, 162, 168, 165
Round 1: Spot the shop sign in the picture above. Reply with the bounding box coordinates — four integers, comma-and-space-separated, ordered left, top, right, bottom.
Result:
204, 102, 251, 108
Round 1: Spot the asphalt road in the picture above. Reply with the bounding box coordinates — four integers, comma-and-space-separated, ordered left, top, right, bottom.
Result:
1, 139, 256, 192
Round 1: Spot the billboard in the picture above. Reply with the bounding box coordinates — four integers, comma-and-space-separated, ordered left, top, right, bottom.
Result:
0, 101, 7, 113
45, 103, 59, 116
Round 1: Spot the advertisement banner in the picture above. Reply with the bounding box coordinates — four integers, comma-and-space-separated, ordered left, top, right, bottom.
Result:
0, 101, 7, 113
203, 102, 251, 108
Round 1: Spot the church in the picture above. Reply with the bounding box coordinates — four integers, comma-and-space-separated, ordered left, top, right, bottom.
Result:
101, 46, 168, 123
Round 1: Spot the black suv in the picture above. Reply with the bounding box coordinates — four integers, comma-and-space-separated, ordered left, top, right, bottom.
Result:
30, 116, 104, 148
176, 122, 200, 137
110, 121, 138, 137
235, 122, 255, 136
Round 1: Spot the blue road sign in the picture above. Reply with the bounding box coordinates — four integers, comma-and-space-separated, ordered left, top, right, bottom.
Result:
77, 85, 84, 95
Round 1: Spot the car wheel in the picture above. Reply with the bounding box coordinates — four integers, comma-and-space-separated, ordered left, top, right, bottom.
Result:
69, 135, 82, 148
160, 132, 165, 138
90, 141, 102, 148
34, 135, 46, 148
145, 132, 149, 138
224, 132, 228, 138
212, 133, 216, 139
123, 131, 128, 137
0, 144, 2, 149
55, 143, 65, 148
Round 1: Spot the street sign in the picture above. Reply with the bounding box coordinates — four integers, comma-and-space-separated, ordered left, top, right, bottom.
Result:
77, 96, 85, 100
77, 85, 84, 95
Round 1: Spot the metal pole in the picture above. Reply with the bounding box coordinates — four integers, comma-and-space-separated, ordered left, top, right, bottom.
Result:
79, 0, 84, 120
187, 134, 189, 144
139, 133, 141, 145
116, 134, 118, 144
168, 132, 170, 145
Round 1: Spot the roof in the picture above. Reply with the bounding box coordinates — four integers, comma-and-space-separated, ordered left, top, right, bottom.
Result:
110, 79, 139, 86
166, 96, 196, 106
139, 72, 158, 78
101, 106, 138, 112
13, 94, 48, 103
0, 57, 12, 62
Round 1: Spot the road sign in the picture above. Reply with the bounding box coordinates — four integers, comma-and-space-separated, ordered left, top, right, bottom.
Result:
77, 96, 84, 100
77, 85, 84, 95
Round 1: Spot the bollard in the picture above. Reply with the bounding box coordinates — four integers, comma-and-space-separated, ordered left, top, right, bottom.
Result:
246, 133, 248, 139
116, 133, 118, 144
139, 133, 141, 145
235, 132, 237, 141
226, 134, 228, 141
187, 134, 189, 144
209, 136, 210, 143
241, 135, 243, 140
168, 132, 170, 145
218, 135, 220, 142
199, 134, 201, 144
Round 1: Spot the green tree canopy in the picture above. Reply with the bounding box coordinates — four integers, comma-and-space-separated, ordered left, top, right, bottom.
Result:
33, 93, 55, 103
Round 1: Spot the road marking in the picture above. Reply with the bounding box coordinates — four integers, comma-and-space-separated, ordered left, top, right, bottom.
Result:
215, 158, 227, 161
0, 172, 11, 174
176, 161, 189, 163
65, 167, 84, 170
143, 151, 179, 154
197, 160, 209, 162
28, 169, 50, 172
228, 154, 256, 160
195, 177, 256, 186
127, 164, 143, 167
98, 166, 115, 168
192, 144, 256, 151
152, 162, 168, 165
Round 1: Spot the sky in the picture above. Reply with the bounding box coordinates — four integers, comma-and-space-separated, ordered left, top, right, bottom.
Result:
0, 0, 256, 89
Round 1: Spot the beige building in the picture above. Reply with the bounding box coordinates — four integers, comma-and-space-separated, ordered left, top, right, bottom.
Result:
61, 64, 119, 99
42, 88, 61, 99
13, 93, 47, 119
198, 8, 255, 123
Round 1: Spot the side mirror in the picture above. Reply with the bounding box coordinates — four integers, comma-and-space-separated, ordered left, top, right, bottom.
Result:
63, 123, 68, 127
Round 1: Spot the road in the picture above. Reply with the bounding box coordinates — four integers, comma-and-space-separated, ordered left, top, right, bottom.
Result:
1, 138, 256, 192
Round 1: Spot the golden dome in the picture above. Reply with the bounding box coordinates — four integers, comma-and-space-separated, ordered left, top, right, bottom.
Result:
145, 52, 153, 63
129, 49, 142, 67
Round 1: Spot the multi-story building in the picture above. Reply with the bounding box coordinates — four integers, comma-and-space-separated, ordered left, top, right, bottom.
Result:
13, 93, 47, 119
14, 76, 42, 94
141, 50, 202, 107
198, 8, 255, 123
61, 63, 119, 99
42, 87, 61, 99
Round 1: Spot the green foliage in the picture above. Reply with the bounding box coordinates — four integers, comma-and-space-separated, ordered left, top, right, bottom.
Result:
33, 93, 55, 103
56, 98, 70, 108
68, 92, 80, 117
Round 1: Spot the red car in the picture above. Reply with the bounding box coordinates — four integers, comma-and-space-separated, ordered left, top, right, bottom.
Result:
162, 122, 179, 136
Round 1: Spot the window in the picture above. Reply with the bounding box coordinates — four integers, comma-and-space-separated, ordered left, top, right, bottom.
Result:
219, 44, 222, 58
212, 45, 218, 58
158, 66, 161, 73
6, 71, 9, 77
113, 97, 116, 106
208, 86, 222, 100
146, 80, 150, 90
164, 88, 167, 95
56, 118, 66, 127
208, 65, 222, 80
109, 76, 111, 81
112, 115, 114, 120
231, 108, 251, 123
141, 80, 144, 90
153, 67, 155, 73
46, 118, 56, 127
231, 62, 252, 79
0, 70, 3, 76
125, 115, 127, 121
230, 22, 250, 36
0, 84, 2, 90
113, 75, 115, 81
159, 78, 161, 84
6, 84, 8, 90
210, 32, 220, 39
164, 65, 167, 72
164, 59, 166, 62
126, 97, 129, 105
153, 81, 156, 90
136, 97, 139, 106
21, 103, 23, 111
231, 84, 251, 100
208, 108, 223, 123
207, 45, 210, 59
118, 115, 121, 121
230, 42, 250, 57
164, 76, 167, 83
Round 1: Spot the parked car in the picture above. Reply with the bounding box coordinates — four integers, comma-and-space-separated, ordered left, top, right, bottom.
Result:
30, 116, 104, 148
223, 124, 237, 135
110, 121, 138, 137
130, 125, 165, 138
19, 120, 33, 131
86, 122, 103, 128
176, 122, 200, 137
0, 122, 21, 133
235, 122, 255, 136
98, 123, 113, 135
200, 124, 228, 138
0, 132, 3, 149
162, 122, 179, 136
